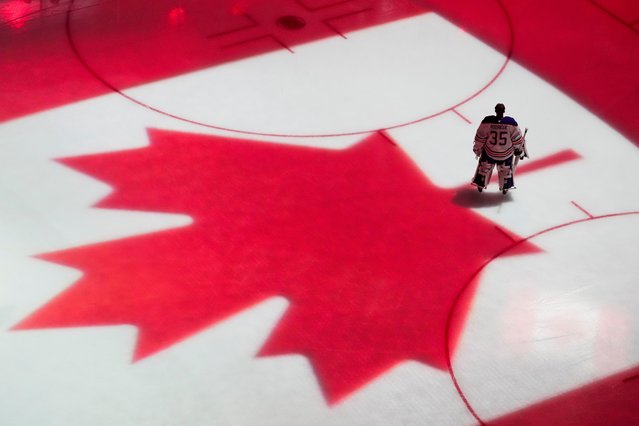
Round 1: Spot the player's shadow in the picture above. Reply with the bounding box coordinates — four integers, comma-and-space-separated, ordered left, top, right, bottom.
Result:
451, 187, 514, 208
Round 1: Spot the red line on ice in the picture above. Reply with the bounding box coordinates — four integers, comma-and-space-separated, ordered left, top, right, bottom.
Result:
221, 34, 294, 53
588, 0, 639, 34
452, 108, 472, 124
322, 8, 373, 38
207, 13, 259, 38
295, 0, 356, 12
571, 201, 594, 219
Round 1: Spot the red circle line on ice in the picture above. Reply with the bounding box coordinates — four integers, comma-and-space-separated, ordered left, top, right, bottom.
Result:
63, 0, 514, 138
444, 209, 639, 425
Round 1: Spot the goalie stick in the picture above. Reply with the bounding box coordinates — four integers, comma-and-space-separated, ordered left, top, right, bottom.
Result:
513, 127, 529, 171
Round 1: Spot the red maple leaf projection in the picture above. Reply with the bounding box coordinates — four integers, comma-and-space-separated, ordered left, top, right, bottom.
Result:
14, 130, 540, 403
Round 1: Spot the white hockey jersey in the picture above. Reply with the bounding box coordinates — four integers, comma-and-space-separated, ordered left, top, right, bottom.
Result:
473, 115, 524, 161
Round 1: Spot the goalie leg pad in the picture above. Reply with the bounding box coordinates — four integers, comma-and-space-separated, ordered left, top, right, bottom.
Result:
472, 160, 495, 188
497, 157, 515, 190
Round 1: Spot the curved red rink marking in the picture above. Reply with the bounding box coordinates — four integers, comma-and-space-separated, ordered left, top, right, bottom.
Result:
63, 0, 513, 138
444, 210, 639, 425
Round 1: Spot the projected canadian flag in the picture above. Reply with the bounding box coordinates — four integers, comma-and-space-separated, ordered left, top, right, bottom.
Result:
13, 129, 541, 403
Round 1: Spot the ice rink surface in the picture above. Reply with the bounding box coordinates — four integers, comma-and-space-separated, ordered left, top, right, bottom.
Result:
1, 1, 638, 424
